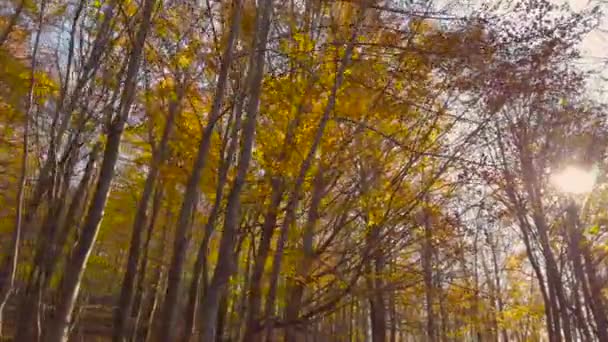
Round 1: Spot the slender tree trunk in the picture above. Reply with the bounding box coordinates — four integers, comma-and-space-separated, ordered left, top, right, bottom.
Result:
131, 186, 164, 341
495, 125, 559, 342
390, 286, 397, 342
241, 76, 316, 341
113, 79, 185, 342
198, 0, 273, 339
182, 88, 243, 342
215, 291, 229, 342
567, 203, 608, 340
369, 253, 387, 342
284, 167, 325, 342
262, 9, 364, 338
0, 1, 44, 335
138, 209, 171, 342
489, 239, 509, 342
15, 144, 100, 341
25, 0, 117, 226
563, 204, 594, 341
44, 0, 155, 339
142, 267, 165, 342
519, 146, 572, 342
233, 240, 254, 342
423, 209, 435, 342
242, 180, 284, 342
582, 246, 608, 339
157, 3, 243, 341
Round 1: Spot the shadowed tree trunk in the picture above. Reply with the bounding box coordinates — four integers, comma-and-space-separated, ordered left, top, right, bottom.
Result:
15, 144, 100, 341
0, 1, 44, 335
130, 185, 164, 341
157, 2, 243, 341
44, 0, 155, 339
284, 167, 325, 342
182, 84, 243, 342
198, 0, 273, 340
113, 77, 185, 342
423, 208, 435, 342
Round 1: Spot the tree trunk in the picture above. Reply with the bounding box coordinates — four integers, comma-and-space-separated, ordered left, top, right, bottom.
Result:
131, 186, 164, 341
242, 180, 284, 342
215, 291, 229, 342
198, 0, 273, 339
25, 0, 117, 228
489, 238, 509, 342
567, 201, 608, 340
44, 0, 155, 339
519, 144, 572, 342
15, 144, 100, 341
113, 78, 185, 342
262, 9, 364, 338
182, 87, 243, 342
0, 2, 44, 335
284, 167, 325, 342
139, 210, 171, 342
157, 2, 243, 341
423, 209, 435, 342
369, 257, 387, 342
495, 125, 559, 342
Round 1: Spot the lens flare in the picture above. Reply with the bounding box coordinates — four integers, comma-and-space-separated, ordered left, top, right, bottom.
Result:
550, 166, 597, 194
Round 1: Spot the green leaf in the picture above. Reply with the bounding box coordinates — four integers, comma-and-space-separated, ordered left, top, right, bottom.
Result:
588, 225, 600, 235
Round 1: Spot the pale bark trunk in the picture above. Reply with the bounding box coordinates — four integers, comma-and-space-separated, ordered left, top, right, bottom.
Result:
131, 186, 164, 341
582, 247, 608, 339
489, 238, 509, 342
241, 79, 314, 342
15, 144, 100, 341
157, 2, 243, 341
182, 87, 243, 342
26, 0, 117, 225
44, 0, 155, 339
369, 253, 386, 342
142, 267, 165, 342
215, 291, 229, 342
198, 0, 273, 339
139, 210, 171, 342
113, 79, 185, 342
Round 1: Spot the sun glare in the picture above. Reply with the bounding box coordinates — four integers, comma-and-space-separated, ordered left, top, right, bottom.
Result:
550, 166, 597, 195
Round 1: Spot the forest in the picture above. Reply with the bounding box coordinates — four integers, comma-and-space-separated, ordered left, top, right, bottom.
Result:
0, 0, 608, 341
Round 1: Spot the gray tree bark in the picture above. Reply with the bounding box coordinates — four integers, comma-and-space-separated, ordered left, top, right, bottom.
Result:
198, 0, 274, 340
113, 78, 185, 342
157, 1, 243, 340
44, 0, 155, 339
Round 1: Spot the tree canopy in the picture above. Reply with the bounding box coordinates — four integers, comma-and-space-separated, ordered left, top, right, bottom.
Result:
0, 0, 607, 341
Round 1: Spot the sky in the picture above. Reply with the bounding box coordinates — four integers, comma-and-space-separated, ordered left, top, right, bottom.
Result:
568, 0, 608, 92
